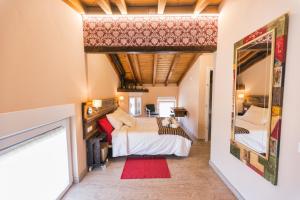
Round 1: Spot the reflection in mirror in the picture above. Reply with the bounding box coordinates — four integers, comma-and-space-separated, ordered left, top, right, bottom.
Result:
234, 31, 274, 157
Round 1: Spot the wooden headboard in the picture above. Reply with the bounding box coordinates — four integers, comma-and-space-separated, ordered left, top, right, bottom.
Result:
82, 98, 118, 140
243, 95, 269, 109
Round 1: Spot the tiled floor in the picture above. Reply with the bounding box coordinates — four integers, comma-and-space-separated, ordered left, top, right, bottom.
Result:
63, 141, 236, 200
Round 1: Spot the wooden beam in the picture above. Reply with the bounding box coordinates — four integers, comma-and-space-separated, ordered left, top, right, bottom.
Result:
124, 54, 137, 83
97, 0, 113, 14
129, 54, 143, 85
177, 53, 201, 85
158, 0, 167, 14
106, 54, 125, 79
238, 51, 269, 74
165, 54, 181, 86
194, 0, 210, 14
63, 0, 85, 14
152, 54, 158, 86
113, 0, 127, 14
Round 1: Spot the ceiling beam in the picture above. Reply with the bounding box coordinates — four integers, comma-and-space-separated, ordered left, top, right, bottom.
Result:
113, 0, 128, 14
238, 51, 268, 74
194, 0, 210, 14
158, 0, 167, 14
97, 0, 113, 14
177, 53, 201, 85
124, 54, 137, 83
63, 0, 85, 14
152, 54, 158, 86
129, 54, 143, 85
165, 54, 181, 86
106, 54, 125, 79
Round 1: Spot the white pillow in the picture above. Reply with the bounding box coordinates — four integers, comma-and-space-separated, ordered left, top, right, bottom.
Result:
240, 105, 269, 125
106, 113, 123, 130
113, 108, 136, 127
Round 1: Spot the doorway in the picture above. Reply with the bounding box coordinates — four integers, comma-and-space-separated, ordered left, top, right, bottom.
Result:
205, 68, 214, 142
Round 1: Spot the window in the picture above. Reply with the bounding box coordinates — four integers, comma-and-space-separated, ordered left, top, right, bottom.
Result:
157, 97, 176, 117
0, 120, 72, 200
129, 96, 142, 116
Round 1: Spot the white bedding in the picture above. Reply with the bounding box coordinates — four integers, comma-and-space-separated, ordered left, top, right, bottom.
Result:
235, 118, 268, 154
112, 117, 192, 157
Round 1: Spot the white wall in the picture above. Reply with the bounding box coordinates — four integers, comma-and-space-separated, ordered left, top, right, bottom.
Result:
211, 0, 300, 199
86, 54, 119, 99
0, 0, 88, 181
0, 1, 118, 182
237, 55, 272, 95
178, 54, 215, 139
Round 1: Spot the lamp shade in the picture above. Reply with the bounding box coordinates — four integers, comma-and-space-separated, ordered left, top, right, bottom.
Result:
119, 96, 124, 101
92, 99, 102, 108
238, 93, 245, 99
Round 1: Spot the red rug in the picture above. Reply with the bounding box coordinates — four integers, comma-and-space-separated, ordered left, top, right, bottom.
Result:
121, 156, 171, 179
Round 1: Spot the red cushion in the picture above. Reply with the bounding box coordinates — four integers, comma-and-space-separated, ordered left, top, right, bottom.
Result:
98, 117, 114, 144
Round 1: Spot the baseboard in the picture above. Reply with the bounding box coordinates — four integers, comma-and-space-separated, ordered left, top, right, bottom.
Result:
209, 160, 245, 200
73, 167, 88, 184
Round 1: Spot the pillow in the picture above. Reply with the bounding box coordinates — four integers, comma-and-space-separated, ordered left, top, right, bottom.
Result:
106, 113, 123, 130
98, 117, 113, 144
240, 105, 269, 125
114, 108, 136, 127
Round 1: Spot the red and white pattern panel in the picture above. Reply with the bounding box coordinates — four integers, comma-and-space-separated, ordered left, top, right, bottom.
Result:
83, 15, 218, 52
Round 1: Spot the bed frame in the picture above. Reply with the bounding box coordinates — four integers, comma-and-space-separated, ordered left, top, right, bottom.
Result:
243, 95, 269, 109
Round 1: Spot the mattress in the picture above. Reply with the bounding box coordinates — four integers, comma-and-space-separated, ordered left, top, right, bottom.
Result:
112, 117, 192, 157
234, 118, 268, 154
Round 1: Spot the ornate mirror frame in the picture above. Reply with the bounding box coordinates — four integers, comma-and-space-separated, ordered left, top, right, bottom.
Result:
230, 14, 289, 185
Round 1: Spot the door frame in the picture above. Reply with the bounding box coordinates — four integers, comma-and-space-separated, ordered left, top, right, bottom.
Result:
204, 67, 214, 142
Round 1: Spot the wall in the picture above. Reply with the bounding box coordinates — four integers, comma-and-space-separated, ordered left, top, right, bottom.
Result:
178, 53, 215, 139
118, 85, 178, 116
0, 0, 106, 182
86, 54, 119, 99
211, 0, 300, 199
0, 1, 120, 181
237, 55, 272, 95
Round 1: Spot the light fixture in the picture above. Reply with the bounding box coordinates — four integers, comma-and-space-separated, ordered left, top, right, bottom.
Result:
238, 93, 245, 99
119, 96, 124, 101
92, 99, 102, 109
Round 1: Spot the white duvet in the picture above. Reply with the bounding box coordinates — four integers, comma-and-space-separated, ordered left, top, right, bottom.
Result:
235, 118, 268, 154
112, 117, 192, 157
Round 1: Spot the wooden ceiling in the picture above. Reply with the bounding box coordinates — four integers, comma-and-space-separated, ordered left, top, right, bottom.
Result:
63, 1, 221, 87
108, 53, 201, 86
64, 0, 222, 15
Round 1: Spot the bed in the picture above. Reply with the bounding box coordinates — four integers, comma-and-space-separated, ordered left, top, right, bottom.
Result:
234, 117, 268, 154
234, 104, 269, 154
112, 117, 192, 157
82, 98, 192, 158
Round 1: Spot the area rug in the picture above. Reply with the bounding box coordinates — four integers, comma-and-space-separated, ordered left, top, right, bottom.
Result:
121, 156, 171, 179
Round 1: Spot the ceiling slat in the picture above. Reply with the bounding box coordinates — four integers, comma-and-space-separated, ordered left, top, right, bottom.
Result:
129, 54, 143, 85
97, 0, 113, 14
153, 54, 158, 86
124, 54, 137, 82
63, 0, 85, 14
158, 0, 167, 14
113, 0, 128, 14
194, 0, 210, 14
165, 54, 181, 86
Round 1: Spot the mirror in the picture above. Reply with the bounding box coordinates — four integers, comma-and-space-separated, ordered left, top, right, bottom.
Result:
234, 31, 274, 158
230, 14, 288, 185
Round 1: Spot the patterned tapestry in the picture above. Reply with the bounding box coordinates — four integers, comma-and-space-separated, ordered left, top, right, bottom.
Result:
83, 15, 218, 52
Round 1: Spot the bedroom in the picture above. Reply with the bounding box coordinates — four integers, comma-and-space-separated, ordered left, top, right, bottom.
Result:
0, 0, 299, 200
